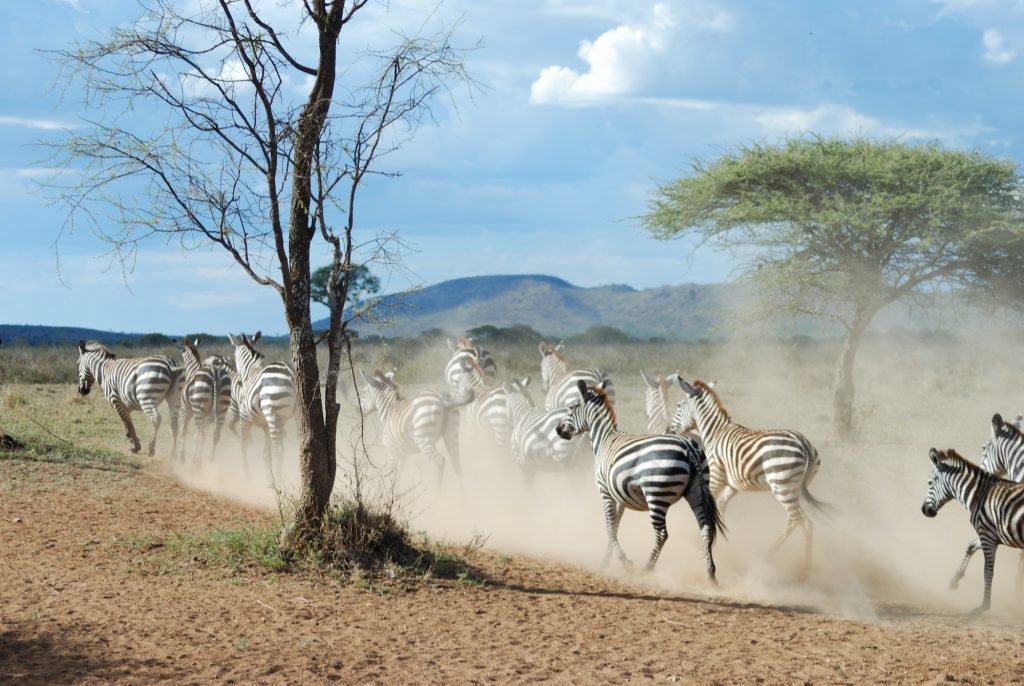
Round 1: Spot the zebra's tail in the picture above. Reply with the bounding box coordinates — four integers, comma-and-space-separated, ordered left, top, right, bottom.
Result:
690, 450, 726, 546
800, 446, 838, 519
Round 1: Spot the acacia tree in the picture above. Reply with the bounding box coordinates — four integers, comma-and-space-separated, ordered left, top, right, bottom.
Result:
311, 263, 380, 314
50, 0, 470, 550
643, 135, 1024, 439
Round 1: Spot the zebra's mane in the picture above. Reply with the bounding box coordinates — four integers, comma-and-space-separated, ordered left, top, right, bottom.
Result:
83, 340, 116, 359
694, 379, 728, 421
936, 448, 1015, 484
586, 384, 617, 427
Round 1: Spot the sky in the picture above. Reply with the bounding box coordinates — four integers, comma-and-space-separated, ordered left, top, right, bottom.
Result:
2, 0, 1024, 335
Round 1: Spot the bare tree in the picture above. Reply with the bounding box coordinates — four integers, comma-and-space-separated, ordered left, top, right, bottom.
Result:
48, 0, 472, 550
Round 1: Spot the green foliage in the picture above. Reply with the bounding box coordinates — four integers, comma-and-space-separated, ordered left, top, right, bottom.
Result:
568, 325, 637, 345
466, 324, 544, 344
310, 263, 381, 311
643, 135, 1024, 320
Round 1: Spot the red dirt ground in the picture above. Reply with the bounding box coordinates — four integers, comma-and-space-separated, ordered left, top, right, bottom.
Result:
2, 455, 1024, 685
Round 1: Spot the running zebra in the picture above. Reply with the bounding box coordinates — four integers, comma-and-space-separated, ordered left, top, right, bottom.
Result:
358, 368, 472, 484
641, 371, 679, 434
176, 338, 234, 463
445, 337, 497, 393
922, 447, 1024, 615
456, 355, 516, 454
76, 339, 182, 456
949, 414, 1024, 591
505, 377, 584, 481
671, 378, 826, 568
228, 331, 296, 472
555, 379, 722, 581
539, 340, 614, 411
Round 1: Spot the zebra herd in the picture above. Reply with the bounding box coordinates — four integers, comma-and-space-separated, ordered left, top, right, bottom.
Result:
75, 332, 295, 473
74, 332, 1024, 615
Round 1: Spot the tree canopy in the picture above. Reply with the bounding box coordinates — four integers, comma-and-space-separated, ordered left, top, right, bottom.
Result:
643, 135, 1024, 437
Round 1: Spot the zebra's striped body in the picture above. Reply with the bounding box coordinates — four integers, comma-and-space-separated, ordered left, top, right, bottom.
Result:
922, 447, 1024, 615
76, 340, 182, 456
359, 368, 472, 484
641, 370, 678, 434
539, 340, 614, 410
445, 337, 497, 394
950, 414, 1024, 591
555, 379, 722, 580
672, 379, 825, 567
456, 356, 516, 454
176, 339, 234, 463
505, 377, 583, 479
228, 331, 296, 472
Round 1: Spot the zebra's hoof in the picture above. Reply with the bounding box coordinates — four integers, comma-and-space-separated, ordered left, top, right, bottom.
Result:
130, 445, 141, 454
949, 579, 960, 591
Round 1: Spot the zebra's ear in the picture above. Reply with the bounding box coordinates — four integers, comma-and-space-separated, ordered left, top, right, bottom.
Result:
709, 379, 717, 390
193, 338, 201, 347
576, 379, 588, 397
993, 413, 1004, 434
78, 339, 87, 354
929, 448, 941, 465
538, 340, 547, 355
555, 340, 565, 352
227, 333, 237, 346
251, 331, 262, 344
447, 337, 457, 352
665, 372, 679, 384
678, 378, 698, 397
640, 370, 656, 388
599, 379, 611, 392
520, 375, 531, 388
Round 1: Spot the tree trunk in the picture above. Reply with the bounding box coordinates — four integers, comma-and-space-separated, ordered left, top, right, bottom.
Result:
832, 307, 875, 441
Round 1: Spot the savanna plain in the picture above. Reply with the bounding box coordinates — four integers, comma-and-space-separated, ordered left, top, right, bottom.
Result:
2, 336, 1024, 685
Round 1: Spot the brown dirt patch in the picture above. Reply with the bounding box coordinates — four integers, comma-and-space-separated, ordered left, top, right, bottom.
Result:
1, 456, 1023, 685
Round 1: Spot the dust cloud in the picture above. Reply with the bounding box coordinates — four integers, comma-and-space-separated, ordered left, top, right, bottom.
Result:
163, 330, 1024, 623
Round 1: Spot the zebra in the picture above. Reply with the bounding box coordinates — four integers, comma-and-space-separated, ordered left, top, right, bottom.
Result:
671, 378, 826, 568
358, 367, 473, 485
505, 376, 584, 481
641, 370, 679, 434
227, 331, 296, 472
538, 340, 614, 411
949, 413, 1024, 591
555, 379, 723, 581
76, 339, 182, 456
922, 446, 1024, 615
445, 337, 497, 393
176, 338, 234, 463
455, 354, 516, 454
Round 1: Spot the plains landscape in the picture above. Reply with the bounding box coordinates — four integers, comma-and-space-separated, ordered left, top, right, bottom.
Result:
3, 334, 1024, 684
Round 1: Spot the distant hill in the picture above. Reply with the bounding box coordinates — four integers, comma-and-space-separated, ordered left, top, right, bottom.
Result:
0, 325, 149, 347
314, 274, 754, 340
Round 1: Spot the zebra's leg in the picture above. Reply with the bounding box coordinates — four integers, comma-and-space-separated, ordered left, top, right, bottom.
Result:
768, 478, 813, 568
440, 410, 464, 483
417, 440, 448, 488
239, 422, 252, 476
969, 538, 998, 617
1016, 552, 1024, 593
111, 398, 143, 453
166, 395, 180, 460
261, 426, 275, 481
192, 412, 208, 465
138, 400, 163, 457
209, 407, 226, 462
716, 485, 737, 515
600, 493, 631, 570
643, 502, 669, 572
950, 539, 981, 590
177, 406, 192, 462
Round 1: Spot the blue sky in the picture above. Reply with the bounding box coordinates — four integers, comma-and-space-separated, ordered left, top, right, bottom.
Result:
1, 0, 1023, 334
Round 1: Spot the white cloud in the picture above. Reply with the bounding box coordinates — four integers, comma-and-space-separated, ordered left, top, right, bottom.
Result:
530, 2, 732, 106
982, 28, 1016, 63
0, 116, 75, 131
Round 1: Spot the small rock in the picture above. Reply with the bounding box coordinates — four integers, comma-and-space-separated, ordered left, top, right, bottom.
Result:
12, 517, 21, 524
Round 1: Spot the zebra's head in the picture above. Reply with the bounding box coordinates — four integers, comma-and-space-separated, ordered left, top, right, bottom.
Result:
669, 378, 716, 434
556, 379, 613, 440
981, 413, 1021, 476
538, 340, 566, 393
76, 339, 113, 396
922, 447, 960, 517
641, 370, 677, 432
358, 368, 399, 412
180, 338, 202, 371
503, 376, 535, 407
228, 331, 264, 379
